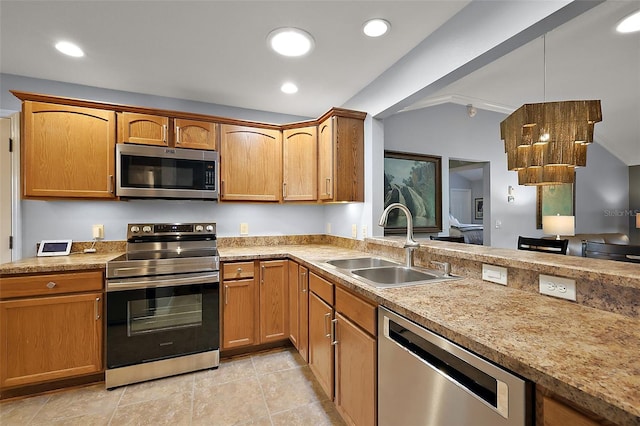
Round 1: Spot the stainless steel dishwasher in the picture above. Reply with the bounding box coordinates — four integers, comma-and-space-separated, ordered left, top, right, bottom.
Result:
378, 307, 532, 426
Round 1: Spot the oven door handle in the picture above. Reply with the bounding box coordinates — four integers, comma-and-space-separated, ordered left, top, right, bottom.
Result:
107, 272, 219, 291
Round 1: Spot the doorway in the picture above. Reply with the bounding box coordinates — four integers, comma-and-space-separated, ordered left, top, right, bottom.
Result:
0, 117, 12, 262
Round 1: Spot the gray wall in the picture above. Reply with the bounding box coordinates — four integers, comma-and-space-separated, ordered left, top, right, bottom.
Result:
383, 103, 630, 248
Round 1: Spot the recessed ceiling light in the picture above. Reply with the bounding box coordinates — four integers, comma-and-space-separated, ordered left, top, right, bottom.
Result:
363, 19, 390, 37
616, 10, 640, 33
55, 41, 84, 57
281, 82, 298, 94
267, 28, 314, 57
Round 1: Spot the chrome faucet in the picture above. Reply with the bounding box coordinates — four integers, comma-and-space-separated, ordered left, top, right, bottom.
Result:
379, 203, 420, 267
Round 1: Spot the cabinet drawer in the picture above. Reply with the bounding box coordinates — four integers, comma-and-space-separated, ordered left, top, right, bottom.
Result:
335, 286, 376, 336
309, 272, 333, 305
0, 271, 103, 299
223, 262, 255, 280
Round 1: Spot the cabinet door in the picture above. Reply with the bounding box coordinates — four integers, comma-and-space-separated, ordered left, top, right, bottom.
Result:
308, 292, 334, 399
298, 266, 309, 363
317, 117, 334, 201
23, 101, 116, 198
175, 118, 216, 150
288, 261, 300, 348
259, 260, 288, 343
0, 293, 103, 388
222, 278, 258, 349
283, 126, 317, 201
219, 124, 282, 201
117, 112, 169, 146
334, 312, 376, 426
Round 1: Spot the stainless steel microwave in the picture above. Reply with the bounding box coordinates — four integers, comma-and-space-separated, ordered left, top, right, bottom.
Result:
116, 144, 218, 200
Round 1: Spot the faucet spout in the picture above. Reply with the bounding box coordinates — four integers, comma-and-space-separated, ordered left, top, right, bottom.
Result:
379, 203, 420, 248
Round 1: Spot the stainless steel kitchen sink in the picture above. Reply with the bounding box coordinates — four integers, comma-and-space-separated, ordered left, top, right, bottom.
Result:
350, 266, 460, 288
324, 257, 400, 270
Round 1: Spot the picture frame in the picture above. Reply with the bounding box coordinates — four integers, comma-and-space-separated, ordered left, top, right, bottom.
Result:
474, 198, 484, 220
383, 151, 442, 234
536, 183, 575, 229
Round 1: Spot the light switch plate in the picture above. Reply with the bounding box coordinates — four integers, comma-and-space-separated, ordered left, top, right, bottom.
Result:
351, 224, 357, 238
240, 223, 249, 235
539, 274, 576, 301
92, 224, 104, 239
482, 264, 507, 285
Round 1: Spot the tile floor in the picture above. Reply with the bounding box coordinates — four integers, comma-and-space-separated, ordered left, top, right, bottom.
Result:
0, 347, 346, 425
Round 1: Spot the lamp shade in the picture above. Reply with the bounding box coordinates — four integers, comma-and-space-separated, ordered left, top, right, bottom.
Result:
543, 215, 575, 238
636, 213, 640, 229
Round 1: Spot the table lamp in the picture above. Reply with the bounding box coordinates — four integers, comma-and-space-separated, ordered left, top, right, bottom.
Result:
542, 214, 575, 240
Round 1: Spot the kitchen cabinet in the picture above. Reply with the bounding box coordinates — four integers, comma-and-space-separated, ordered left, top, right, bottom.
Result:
221, 259, 289, 350
317, 111, 365, 202
308, 285, 335, 399
258, 260, 289, 343
117, 114, 216, 150
219, 124, 283, 202
221, 261, 259, 349
537, 387, 608, 426
288, 262, 309, 362
22, 101, 116, 199
282, 126, 317, 201
0, 271, 103, 390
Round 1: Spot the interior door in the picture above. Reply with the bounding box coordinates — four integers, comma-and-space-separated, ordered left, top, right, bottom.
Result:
450, 188, 472, 223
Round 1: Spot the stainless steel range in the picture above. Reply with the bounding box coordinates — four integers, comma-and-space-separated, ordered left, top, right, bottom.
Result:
105, 223, 220, 389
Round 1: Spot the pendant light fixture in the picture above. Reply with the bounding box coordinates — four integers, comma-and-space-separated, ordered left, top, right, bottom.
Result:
500, 34, 602, 186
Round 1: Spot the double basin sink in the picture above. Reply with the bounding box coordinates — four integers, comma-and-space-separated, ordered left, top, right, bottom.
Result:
323, 257, 460, 289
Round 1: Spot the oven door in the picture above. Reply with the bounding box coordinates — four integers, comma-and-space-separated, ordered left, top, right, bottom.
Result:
106, 273, 219, 369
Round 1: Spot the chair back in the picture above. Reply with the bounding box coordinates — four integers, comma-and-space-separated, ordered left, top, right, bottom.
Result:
430, 236, 465, 243
581, 241, 640, 263
517, 236, 568, 255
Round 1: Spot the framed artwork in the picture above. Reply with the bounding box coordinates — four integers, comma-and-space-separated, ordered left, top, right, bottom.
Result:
474, 198, 484, 220
383, 151, 442, 234
536, 183, 575, 229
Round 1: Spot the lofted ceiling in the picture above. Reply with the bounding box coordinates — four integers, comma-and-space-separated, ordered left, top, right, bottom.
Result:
0, 1, 637, 165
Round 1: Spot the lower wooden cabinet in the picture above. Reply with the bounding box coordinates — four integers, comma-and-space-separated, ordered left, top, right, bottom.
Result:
538, 386, 609, 426
259, 260, 289, 343
288, 262, 309, 362
222, 277, 258, 349
0, 271, 104, 390
308, 290, 334, 399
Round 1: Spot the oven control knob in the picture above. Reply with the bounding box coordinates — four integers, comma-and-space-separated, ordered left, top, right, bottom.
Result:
130, 226, 140, 233
195, 225, 204, 232
142, 225, 152, 233
206, 225, 214, 232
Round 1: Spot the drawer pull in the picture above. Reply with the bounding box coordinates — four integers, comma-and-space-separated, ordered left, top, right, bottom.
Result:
237, 268, 242, 273
46, 281, 57, 289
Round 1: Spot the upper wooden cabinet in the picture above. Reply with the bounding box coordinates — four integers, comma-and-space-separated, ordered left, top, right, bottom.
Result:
317, 112, 365, 202
283, 126, 317, 201
117, 113, 216, 150
219, 124, 282, 202
22, 101, 116, 199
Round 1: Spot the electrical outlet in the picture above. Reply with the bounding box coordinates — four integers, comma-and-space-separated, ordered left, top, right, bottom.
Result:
326, 223, 332, 234
92, 224, 104, 239
240, 223, 249, 235
539, 274, 576, 301
482, 264, 507, 285
362, 225, 368, 238
351, 224, 357, 238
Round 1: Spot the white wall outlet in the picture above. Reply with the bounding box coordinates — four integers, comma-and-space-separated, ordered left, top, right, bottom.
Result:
326, 223, 332, 234
240, 223, 249, 235
539, 274, 576, 301
92, 224, 104, 239
362, 225, 368, 238
351, 224, 357, 238
482, 264, 507, 285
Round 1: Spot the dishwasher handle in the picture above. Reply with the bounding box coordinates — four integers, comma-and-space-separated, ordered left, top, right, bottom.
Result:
384, 315, 509, 419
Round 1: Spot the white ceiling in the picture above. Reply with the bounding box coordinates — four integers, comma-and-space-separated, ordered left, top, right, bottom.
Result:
1, 1, 638, 165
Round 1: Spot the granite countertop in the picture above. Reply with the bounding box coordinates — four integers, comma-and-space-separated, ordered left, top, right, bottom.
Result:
1, 242, 638, 424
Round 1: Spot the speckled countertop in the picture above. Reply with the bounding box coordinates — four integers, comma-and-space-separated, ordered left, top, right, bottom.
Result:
1, 240, 638, 424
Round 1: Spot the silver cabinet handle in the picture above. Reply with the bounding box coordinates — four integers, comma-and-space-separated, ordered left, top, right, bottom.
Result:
331, 318, 338, 346
176, 126, 181, 144
261, 265, 265, 284
300, 271, 307, 293
162, 124, 167, 142
325, 177, 331, 196
224, 284, 229, 305
283, 182, 287, 198
46, 281, 56, 289
237, 267, 242, 273
324, 312, 331, 338
108, 175, 114, 194
95, 297, 101, 320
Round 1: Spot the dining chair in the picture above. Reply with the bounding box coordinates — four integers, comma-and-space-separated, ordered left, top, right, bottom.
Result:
581, 241, 640, 263
517, 236, 568, 255
430, 236, 465, 243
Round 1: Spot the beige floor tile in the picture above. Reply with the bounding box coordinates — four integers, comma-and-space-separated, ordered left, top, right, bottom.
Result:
110, 392, 192, 426
259, 366, 328, 414
271, 400, 346, 426
194, 355, 256, 387
118, 372, 194, 406
29, 384, 122, 424
0, 394, 50, 425
251, 347, 306, 376
44, 411, 113, 426
192, 377, 269, 426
